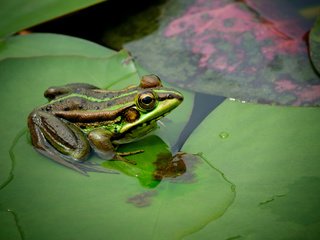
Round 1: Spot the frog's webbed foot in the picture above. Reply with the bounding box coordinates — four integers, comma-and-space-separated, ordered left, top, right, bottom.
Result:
111, 153, 138, 165
114, 150, 145, 165
117, 150, 144, 157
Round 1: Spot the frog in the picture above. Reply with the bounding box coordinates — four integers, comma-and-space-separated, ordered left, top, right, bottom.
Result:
28, 75, 183, 174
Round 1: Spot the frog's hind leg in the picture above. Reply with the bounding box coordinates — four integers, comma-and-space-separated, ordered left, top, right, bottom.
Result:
35, 145, 89, 175
28, 111, 98, 175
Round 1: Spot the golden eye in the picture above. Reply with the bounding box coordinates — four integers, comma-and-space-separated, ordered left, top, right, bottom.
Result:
137, 91, 157, 111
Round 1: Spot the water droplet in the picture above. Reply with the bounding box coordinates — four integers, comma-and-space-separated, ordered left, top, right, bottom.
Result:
219, 132, 229, 139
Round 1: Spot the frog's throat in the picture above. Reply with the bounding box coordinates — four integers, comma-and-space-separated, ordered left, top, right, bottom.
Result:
112, 121, 158, 145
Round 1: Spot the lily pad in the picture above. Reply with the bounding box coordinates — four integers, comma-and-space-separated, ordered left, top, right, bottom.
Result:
182, 100, 320, 239
1, 33, 217, 240
1, 132, 235, 239
0, 33, 115, 60
0, 0, 105, 38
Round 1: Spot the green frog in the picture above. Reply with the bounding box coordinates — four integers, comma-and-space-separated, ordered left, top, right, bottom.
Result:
28, 75, 183, 174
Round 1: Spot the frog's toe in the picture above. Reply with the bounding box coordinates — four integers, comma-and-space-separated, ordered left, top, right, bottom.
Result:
113, 154, 137, 165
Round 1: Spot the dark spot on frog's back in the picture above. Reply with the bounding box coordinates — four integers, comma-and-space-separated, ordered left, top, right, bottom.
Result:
45, 105, 52, 111
63, 97, 86, 111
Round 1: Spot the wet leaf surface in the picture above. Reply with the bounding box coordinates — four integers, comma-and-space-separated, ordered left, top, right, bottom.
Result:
0, 134, 235, 239
182, 100, 320, 239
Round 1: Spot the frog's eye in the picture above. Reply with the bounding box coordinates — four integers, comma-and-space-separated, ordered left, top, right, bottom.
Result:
137, 91, 157, 111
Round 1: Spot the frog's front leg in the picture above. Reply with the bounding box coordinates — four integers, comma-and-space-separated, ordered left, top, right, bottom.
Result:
28, 111, 91, 173
87, 128, 143, 164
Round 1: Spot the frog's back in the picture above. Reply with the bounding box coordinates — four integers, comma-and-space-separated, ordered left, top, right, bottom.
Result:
41, 86, 140, 112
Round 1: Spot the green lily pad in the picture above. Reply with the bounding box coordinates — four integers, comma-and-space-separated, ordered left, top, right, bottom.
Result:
0, 0, 105, 38
0, 33, 115, 60
102, 135, 181, 188
182, 100, 320, 239
1, 131, 235, 239
310, 17, 320, 74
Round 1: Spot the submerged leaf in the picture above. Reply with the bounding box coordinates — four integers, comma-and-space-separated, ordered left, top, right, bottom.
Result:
110, 0, 320, 105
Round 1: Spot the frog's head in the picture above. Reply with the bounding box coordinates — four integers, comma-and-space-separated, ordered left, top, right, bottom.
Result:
113, 75, 183, 143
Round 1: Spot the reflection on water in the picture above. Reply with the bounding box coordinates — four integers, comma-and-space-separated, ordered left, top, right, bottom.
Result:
172, 92, 225, 153
153, 152, 187, 181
